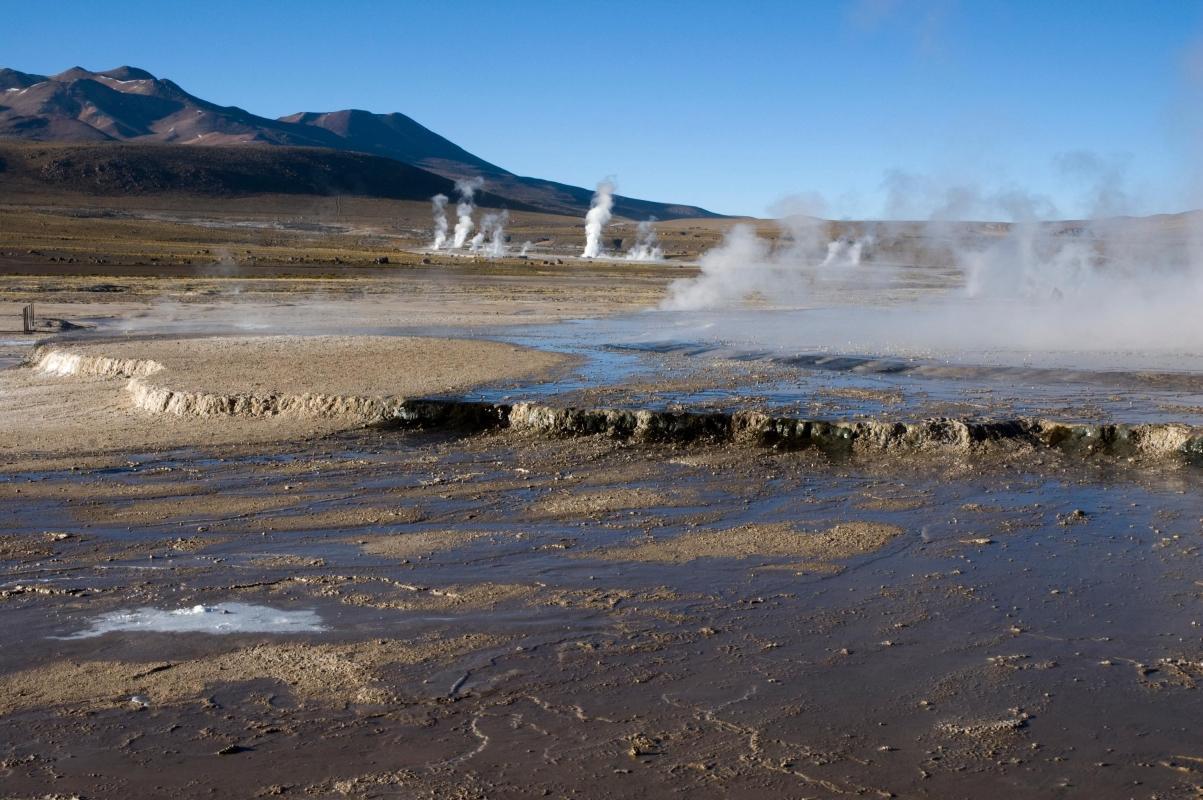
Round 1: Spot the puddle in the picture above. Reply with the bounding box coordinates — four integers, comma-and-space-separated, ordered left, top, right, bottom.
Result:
62, 602, 325, 638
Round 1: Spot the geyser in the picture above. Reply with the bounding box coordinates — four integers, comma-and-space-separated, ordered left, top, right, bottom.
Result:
453, 176, 484, 249
468, 210, 509, 257
582, 180, 615, 258
626, 218, 664, 261
430, 193, 449, 250
486, 210, 509, 258
661, 214, 883, 312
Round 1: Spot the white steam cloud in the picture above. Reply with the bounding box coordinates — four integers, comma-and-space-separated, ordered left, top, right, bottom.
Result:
659, 159, 1203, 365
661, 206, 880, 311
469, 210, 509, 258
453, 177, 484, 249
582, 180, 615, 258
486, 210, 509, 258
625, 218, 663, 261
430, 193, 449, 250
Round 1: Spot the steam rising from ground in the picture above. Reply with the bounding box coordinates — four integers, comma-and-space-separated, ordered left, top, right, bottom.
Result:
453, 177, 484, 249
430, 193, 449, 249
662, 214, 881, 311
659, 165, 1203, 362
582, 180, 615, 258
626, 218, 663, 261
471, 210, 509, 258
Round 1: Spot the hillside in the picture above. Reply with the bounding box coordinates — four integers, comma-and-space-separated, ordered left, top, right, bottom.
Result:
280, 109, 716, 219
0, 66, 717, 219
0, 141, 534, 207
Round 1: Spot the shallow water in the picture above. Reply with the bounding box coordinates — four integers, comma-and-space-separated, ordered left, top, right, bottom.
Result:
475, 311, 1203, 425
3, 429, 1203, 796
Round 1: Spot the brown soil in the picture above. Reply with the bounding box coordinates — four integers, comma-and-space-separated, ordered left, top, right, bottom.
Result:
0, 634, 504, 714
528, 487, 695, 518
595, 521, 904, 563
361, 530, 493, 559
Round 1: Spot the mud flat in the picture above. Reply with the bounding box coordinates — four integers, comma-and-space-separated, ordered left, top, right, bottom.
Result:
4, 425, 1203, 798
5, 282, 1203, 796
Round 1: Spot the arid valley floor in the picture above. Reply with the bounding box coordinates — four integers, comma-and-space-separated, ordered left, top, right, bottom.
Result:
3, 197, 1203, 799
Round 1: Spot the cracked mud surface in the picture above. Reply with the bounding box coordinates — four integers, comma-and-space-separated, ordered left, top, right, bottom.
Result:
4, 428, 1203, 798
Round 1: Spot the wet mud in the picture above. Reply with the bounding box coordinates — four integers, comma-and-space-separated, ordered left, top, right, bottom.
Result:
7, 305, 1203, 798
3, 427, 1203, 798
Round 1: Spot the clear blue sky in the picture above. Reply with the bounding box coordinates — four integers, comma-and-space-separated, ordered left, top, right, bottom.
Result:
4, 0, 1203, 218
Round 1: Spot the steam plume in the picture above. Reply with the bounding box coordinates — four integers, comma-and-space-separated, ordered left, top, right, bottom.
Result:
625, 218, 663, 261
486, 210, 509, 258
582, 180, 615, 258
430, 193, 449, 249
661, 214, 879, 311
659, 161, 1203, 363
468, 211, 510, 258
453, 177, 484, 249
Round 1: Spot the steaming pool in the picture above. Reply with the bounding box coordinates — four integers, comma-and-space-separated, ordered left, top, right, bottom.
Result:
473, 305, 1203, 427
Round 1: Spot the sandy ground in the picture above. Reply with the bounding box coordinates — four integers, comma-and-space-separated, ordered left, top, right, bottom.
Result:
38, 335, 570, 397
0, 335, 569, 458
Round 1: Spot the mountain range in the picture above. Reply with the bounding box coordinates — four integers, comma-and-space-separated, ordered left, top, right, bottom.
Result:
0, 66, 716, 219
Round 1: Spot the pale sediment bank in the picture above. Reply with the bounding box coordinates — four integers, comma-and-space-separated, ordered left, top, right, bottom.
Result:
28, 341, 1203, 461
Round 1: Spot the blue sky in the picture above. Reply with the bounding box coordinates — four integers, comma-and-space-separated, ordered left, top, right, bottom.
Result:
4, 0, 1203, 218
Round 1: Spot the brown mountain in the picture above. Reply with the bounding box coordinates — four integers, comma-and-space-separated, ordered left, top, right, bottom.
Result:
0, 140, 535, 209
0, 66, 717, 219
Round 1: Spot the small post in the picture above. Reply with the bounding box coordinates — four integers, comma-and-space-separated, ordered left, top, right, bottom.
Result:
21, 303, 34, 334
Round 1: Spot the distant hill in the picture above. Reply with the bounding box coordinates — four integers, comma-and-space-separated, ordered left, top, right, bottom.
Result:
280, 109, 714, 219
0, 140, 535, 207
0, 66, 718, 219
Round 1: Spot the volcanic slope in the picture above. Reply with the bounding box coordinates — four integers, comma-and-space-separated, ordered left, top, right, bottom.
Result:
0, 66, 716, 219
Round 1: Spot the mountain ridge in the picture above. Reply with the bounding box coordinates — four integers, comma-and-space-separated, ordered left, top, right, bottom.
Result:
0, 65, 717, 220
